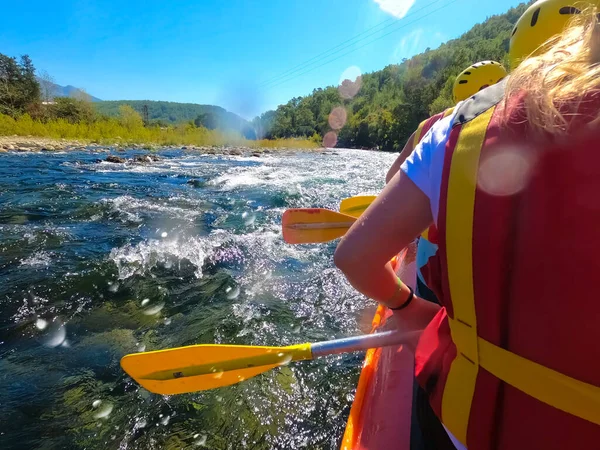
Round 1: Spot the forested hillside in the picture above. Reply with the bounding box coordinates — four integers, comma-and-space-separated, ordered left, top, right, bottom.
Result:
95, 100, 255, 138
255, 1, 532, 150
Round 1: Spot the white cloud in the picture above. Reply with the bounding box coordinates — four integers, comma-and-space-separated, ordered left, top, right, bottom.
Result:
374, 0, 417, 19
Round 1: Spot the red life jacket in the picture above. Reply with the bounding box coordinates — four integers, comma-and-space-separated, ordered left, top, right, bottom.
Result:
415, 80, 600, 449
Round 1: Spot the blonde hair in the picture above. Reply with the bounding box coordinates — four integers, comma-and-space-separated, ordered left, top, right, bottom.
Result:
505, 8, 600, 134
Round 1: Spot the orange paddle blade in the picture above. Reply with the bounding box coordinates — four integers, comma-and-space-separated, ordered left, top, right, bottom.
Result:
282, 208, 356, 244
121, 342, 312, 395
339, 195, 377, 218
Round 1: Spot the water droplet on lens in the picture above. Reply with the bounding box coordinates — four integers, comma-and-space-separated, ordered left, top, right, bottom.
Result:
141, 298, 150, 307
35, 318, 48, 330
43, 319, 67, 348
242, 211, 255, 226
225, 286, 240, 300
93, 402, 113, 419
108, 282, 119, 293
142, 302, 165, 316
278, 353, 293, 365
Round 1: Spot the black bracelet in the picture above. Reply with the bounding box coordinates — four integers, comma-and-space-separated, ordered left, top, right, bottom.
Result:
390, 285, 414, 311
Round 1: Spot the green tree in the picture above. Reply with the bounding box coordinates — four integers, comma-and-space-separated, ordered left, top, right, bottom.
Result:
194, 112, 219, 129
0, 53, 40, 116
260, 1, 531, 149
51, 97, 96, 123
118, 104, 143, 130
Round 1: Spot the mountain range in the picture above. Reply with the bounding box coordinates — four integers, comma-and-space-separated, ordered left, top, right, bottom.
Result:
39, 79, 103, 102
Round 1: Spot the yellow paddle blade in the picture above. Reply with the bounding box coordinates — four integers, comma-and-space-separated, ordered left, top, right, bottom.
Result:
339, 195, 377, 218
282, 208, 356, 244
121, 342, 312, 395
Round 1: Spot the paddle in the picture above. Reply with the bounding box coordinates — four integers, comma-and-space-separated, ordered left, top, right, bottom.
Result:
120, 330, 417, 395
281, 208, 357, 244
339, 195, 377, 218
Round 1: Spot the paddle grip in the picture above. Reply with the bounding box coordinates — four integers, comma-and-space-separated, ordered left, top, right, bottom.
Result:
310, 330, 412, 358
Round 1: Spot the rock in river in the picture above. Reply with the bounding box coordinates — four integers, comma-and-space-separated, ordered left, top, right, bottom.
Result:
105, 155, 126, 163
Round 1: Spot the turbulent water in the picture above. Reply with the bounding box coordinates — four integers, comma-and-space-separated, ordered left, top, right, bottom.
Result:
0, 148, 394, 449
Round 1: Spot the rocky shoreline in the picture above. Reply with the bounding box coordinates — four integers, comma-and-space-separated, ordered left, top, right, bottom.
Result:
0, 136, 323, 157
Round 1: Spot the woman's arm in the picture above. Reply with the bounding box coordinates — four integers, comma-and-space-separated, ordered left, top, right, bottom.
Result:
385, 131, 416, 183
334, 168, 440, 330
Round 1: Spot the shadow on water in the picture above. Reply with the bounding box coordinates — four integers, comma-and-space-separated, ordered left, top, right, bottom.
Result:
0, 149, 393, 449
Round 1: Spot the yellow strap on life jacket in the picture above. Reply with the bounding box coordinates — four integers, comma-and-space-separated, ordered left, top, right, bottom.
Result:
442, 107, 600, 446
413, 119, 429, 148
441, 106, 493, 443
443, 107, 454, 118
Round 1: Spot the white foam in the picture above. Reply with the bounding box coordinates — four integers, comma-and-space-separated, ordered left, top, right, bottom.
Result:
20, 251, 53, 268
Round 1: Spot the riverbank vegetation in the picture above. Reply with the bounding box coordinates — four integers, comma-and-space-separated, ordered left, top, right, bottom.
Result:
253, 2, 531, 150
0, 110, 318, 148
1, 2, 531, 151
0, 54, 318, 149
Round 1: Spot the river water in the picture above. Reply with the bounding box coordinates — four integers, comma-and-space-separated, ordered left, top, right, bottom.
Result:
0, 148, 394, 449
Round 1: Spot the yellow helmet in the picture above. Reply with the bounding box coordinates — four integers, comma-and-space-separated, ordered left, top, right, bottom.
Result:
509, 0, 600, 69
452, 61, 508, 103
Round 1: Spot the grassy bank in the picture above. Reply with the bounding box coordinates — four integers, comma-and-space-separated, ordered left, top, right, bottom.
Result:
0, 113, 319, 149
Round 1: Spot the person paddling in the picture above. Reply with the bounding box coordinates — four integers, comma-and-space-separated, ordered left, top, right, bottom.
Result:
335, 1, 600, 448
387, 61, 508, 306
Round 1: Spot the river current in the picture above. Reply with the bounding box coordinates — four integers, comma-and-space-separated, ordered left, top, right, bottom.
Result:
0, 148, 394, 449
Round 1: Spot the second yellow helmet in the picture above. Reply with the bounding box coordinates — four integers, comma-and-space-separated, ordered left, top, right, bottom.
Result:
509, 0, 600, 69
452, 61, 508, 103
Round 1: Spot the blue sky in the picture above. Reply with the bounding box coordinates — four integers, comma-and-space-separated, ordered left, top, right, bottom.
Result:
1, 0, 523, 118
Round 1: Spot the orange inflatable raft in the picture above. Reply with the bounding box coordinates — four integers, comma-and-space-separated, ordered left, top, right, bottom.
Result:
340, 248, 416, 450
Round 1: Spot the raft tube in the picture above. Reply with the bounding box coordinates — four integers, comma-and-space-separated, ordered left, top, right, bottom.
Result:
341, 247, 417, 450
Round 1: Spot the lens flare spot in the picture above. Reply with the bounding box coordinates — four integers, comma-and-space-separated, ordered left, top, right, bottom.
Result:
477, 146, 533, 196
323, 131, 338, 148
328, 107, 348, 130
338, 66, 362, 99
